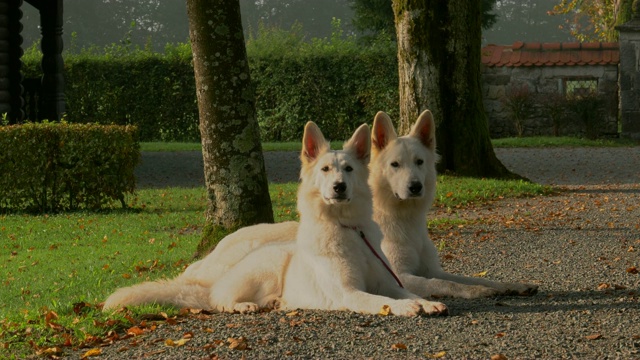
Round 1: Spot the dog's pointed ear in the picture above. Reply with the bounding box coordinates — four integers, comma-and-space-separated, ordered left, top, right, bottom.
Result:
372, 111, 397, 156
344, 123, 371, 164
301, 121, 329, 164
409, 110, 436, 152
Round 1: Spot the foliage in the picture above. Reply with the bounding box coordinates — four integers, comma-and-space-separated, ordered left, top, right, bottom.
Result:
566, 92, 611, 140
491, 136, 638, 147
550, 0, 635, 41
0, 123, 139, 213
537, 92, 572, 137
22, 21, 398, 143
350, 0, 498, 42
502, 84, 536, 137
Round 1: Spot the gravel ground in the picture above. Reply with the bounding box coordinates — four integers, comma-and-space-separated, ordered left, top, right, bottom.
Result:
70, 148, 639, 359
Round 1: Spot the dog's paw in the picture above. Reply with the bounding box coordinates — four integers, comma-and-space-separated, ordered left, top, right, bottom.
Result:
496, 283, 539, 297
417, 299, 448, 316
386, 299, 423, 316
233, 302, 260, 314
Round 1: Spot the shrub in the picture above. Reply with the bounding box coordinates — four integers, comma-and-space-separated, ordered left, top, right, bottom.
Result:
502, 84, 535, 137
566, 93, 609, 140
0, 123, 139, 213
21, 22, 399, 142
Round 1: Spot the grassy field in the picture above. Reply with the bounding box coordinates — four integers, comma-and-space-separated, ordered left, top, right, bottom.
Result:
140, 136, 638, 152
0, 176, 550, 357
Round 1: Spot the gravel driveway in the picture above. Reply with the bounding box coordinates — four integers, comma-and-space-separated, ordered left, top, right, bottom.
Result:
75, 148, 639, 359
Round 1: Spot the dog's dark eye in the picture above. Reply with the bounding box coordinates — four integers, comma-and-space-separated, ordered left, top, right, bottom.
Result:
345, 165, 353, 172
391, 161, 399, 168
416, 159, 424, 166
321, 166, 330, 172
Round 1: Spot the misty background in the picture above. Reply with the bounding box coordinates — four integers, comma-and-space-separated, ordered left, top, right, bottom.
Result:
18, 0, 574, 53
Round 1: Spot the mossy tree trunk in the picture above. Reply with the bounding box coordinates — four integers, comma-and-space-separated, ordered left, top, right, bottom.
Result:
392, 0, 516, 178
186, 0, 274, 256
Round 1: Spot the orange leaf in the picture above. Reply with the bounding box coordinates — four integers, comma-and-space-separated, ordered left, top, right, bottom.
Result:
122, 273, 132, 279
491, 354, 508, 360
127, 326, 144, 336
391, 343, 407, 350
426, 351, 447, 359
627, 266, 638, 274
379, 304, 391, 316
586, 334, 602, 340
81, 348, 102, 359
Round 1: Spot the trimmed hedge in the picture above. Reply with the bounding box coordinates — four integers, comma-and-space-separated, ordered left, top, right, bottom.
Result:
21, 37, 399, 142
0, 123, 139, 213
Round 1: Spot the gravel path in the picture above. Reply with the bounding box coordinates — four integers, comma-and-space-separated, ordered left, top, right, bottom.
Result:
72, 148, 639, 359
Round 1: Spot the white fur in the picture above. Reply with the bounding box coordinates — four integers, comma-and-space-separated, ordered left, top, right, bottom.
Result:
370, 110, 538, 298
104, 122, 447, 316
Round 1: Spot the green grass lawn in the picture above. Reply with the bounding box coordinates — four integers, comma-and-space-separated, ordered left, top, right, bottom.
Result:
141, 136, 637, 152
0, 178, 548, 357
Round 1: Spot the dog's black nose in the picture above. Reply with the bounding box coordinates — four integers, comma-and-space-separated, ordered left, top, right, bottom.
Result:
409, 181, 423, 195
333, 182, 347, 194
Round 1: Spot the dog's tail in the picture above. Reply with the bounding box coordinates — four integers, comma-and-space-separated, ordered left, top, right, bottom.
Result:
102, 276, 211, 311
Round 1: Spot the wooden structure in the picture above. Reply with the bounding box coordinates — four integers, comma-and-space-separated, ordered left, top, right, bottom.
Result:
0, 0, 64, 123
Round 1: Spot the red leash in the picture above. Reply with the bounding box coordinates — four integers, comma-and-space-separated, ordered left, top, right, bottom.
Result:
342, 225, 404, 288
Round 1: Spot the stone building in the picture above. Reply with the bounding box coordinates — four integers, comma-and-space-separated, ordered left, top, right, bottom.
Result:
481, 41, 620, 138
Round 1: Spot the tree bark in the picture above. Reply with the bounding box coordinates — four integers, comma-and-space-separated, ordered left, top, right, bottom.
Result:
392, 0, 517, 178
186, 0, 274, 256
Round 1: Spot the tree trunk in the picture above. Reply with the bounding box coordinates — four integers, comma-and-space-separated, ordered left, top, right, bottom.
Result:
392, 0, 517, 178
186, 0, 274, 256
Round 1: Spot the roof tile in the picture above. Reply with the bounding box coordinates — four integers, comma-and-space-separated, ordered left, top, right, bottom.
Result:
481, 41, 619, 67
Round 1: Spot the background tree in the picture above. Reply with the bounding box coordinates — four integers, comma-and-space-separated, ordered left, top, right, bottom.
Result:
392, 1, 514, 178
186, 0, 274, 256
550, 0, 635, 41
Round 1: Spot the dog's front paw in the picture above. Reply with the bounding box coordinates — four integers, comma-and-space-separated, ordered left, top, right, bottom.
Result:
386, 299, 423, 316
233, 302, 260, 314
497, 283, 539, 296
417, 299, 448, 316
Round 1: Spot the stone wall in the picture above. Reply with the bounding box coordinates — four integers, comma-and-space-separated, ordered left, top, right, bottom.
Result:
482, 64, 619, 138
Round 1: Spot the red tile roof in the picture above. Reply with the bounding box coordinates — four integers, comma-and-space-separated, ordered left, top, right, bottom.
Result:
481, 42, 619, 67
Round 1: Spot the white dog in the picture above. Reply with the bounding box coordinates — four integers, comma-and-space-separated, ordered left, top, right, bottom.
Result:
370, 110, 538, 298
104, 122, 447, 316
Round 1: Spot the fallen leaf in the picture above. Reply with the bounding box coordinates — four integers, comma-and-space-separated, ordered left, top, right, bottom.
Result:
391, 343, 407, 350
122, 273, 132, 279
473, 270, 488, 277
495, 332, 506, 338
81, 348, 102, 359
165, 338, 190, 347
426, 351, 447, 359
627, 266, 638, 274
286, 310, 299, 317
597, 283, 610, 290
127, 326, 145, 336
586, 334, 602, 340
228, 337, 248, 350
379, 304, 391, 316
491, 354, 508, 360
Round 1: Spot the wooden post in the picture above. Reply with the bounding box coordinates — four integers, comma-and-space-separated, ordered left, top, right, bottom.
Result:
38, 0, 64, 121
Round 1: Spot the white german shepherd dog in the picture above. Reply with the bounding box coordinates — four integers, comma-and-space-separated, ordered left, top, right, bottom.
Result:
370, 110, 538, 298
186, 111, 538, 299
104, 122, 448, 316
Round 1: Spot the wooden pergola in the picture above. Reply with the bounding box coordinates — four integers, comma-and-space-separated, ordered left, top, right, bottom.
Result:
0, 0, 65, 123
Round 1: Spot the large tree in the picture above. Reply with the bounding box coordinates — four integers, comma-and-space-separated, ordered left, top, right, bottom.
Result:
186, 0, 274, 256
392, 1, 514, 178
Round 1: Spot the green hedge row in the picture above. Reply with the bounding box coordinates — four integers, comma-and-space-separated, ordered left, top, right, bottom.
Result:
0, 123, 139, 213
21, 40, 399, 142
